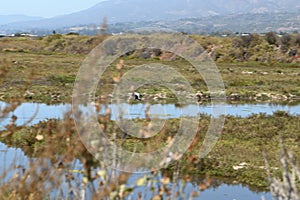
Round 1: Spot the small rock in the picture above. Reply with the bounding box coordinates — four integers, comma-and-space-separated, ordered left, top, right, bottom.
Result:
242, 71, 253, 74
35, 134, 44, 141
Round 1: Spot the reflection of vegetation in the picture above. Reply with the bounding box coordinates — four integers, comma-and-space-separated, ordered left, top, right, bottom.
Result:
1, 110, 299, 195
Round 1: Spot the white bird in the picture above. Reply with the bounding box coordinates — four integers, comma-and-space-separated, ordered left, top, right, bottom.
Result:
132, 92, 142, 101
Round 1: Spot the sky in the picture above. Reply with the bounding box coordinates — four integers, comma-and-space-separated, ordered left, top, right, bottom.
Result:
0, 0, 107, 18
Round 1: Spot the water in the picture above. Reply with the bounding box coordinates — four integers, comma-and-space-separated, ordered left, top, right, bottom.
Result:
0, 141, 272, 199
197, 184, 271, 199
0, 102, 71, 128
127, 173, 272, 200
0, 101, 297, 199
0, 142, 29, 183
1, 101, 299, 129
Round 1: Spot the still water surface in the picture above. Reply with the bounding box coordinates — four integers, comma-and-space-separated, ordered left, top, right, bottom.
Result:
0, 142, 272, 199
1, 101, 299, 128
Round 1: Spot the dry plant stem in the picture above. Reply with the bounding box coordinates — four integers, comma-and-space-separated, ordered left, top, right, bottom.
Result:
265, 138, 300, 200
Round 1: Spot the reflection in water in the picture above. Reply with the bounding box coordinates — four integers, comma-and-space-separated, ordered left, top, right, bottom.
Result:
197, 183, 271, 200
0, 141, 271, 199
127, 173, 272, 200
0, 142, 29, 183
0, 101, 299, 128
0, 101, 298, 198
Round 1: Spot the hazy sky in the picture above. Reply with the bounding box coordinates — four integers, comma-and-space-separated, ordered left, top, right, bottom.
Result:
0, 0, 107, 18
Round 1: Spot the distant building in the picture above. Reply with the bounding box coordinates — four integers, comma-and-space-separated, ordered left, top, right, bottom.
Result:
12, 33, 38, 37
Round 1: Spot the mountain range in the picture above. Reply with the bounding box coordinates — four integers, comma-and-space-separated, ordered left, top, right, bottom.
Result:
1, 0, 300, 33
0, 15, 43, 26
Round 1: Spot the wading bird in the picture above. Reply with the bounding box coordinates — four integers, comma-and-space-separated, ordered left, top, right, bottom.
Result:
132, 92, 142, 101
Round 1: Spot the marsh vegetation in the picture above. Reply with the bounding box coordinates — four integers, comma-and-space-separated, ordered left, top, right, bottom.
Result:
0, 33, 299, 199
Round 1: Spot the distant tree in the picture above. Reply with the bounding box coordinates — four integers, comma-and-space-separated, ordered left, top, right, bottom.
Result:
53, 30, 56, 35
265, 32, 278, 45
100, 17, 108, 35
66, 32, 79, 36
14, 33, 22, 37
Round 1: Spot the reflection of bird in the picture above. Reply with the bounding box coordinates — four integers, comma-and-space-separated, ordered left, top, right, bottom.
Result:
133, 92, 142, 101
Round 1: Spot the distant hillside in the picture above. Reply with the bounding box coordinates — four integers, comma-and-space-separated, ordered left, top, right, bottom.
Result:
59, 11, 300, 35
0, 15, 43, 26
1, 0, 300, 32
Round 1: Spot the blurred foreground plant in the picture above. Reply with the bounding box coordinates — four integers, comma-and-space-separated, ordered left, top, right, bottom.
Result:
265, 139, 300, 200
